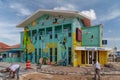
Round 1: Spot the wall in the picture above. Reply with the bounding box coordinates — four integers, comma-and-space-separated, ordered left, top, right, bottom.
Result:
21, 15, 74, 65
99, 51, 108, 65
82, 24, 102, 47
72, 18, 83, 66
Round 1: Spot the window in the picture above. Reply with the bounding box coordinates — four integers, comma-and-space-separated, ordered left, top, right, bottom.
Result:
35, 36, 37, 40
39, 48, 41, 58
55, 34, 58, 38
39, 36, 41, 40
50, 34, 52, 39
68, 32, 71, 37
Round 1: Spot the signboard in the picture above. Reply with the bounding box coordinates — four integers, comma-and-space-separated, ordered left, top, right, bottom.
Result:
102, 40, 107, 45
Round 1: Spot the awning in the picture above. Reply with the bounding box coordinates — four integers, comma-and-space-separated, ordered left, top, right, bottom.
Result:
75, 46, 112, 51
7, 48, 24, 53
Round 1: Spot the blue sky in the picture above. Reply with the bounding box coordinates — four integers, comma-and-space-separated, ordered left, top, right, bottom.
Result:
0, 0, 120, 49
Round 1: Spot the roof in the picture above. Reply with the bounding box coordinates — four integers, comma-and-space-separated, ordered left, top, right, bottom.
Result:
16, 9, 91, 28
0, 43, 20, 52
0, 42, 10, 49
6, 44, 20, 49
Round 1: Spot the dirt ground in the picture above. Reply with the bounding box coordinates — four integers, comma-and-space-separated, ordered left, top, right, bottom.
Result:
20, 72, 120, 80
20, 62, 120, 80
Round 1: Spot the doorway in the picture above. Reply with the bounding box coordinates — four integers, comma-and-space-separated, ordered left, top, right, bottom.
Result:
88, 51, 98, 64
50, 48, 52, 62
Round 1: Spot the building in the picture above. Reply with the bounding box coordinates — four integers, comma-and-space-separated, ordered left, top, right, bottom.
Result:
0, 42, 23, 62
17, 9, 109, 67
0, 42, 10, 59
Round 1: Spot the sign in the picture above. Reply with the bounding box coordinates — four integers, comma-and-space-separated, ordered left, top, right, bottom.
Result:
75, 46, 111, 51
102, 40, 107, 45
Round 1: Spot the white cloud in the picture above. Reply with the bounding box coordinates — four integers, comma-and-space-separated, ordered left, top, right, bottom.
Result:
0, 21, 23, 45
99, 9, 120, 21
103, 37, 120, 41
0, 33, 20, 45
0, 22, 16, 27
81, 9, 97, 20
9, 3, 31, 16
53, 5, 96, 20
53, 4, 77, 10
108, 30, 112, 33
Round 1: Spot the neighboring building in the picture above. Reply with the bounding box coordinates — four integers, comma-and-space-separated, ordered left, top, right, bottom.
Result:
0, 42, 10, 58
0, 42, 23, 62
17, 9, 109, 67
115, 51, 120, 62
6, 44, 23, 62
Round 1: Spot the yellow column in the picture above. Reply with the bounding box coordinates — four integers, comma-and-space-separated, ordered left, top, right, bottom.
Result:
73, 51, 78, 67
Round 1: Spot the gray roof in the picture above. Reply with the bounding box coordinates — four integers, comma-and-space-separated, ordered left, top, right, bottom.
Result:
16, 9, 90, 28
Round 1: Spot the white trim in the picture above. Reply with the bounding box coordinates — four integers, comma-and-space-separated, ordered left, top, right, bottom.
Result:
16, 9, 90, 28
75, 46, 111, 51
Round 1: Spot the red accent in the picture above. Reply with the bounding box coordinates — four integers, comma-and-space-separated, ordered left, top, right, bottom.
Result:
76, 28, 82, 42
82, 18, 91, 27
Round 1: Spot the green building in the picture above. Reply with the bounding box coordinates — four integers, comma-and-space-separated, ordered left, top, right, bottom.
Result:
17, 9, 109, 67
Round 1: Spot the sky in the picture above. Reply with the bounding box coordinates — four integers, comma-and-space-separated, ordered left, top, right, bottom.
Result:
0, 0, 120, 49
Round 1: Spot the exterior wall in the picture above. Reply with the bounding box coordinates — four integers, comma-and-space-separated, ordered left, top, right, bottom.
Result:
99, 51, 108, 65
75, 51, 82, 66
21, 15, 74, 65
82, 25, 102, 47
72, 18, 83, 67
19, 13, 107, 66
3, 57, 20, 62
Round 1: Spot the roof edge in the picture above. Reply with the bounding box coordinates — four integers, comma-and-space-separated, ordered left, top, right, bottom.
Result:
16, 9, 90, 28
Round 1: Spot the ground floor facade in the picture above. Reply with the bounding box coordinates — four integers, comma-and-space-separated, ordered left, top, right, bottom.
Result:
73, 47, 109, 67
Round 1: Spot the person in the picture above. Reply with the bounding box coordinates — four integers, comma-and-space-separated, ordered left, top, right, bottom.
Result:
93, 59, 101, 80
6, 64, 20, 79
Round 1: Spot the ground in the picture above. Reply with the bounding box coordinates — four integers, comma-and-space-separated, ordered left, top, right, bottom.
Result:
1, 62, 120, 80
20, 62, 120, 80
20, 72, 120, 80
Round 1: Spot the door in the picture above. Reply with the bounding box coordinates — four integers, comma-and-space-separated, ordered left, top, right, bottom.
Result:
88, 51, 98, 64
35, 48, 37, 63
50, 48, 52, 62
89, 51, 92, 64
55, 48, 57, 62
68, 47, 72, 65
81, 51, 85, 64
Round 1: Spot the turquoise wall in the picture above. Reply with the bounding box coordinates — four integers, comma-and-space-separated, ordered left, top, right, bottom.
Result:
82, 24, 102, 46
21, 15, 74, 65
20, 14, 102, 66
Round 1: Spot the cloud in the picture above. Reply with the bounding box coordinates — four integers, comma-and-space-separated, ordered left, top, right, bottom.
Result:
9, 3, 32, 16
53, 5, 96, 20
99, 9, 120, 22
108, 30, 112, 33
103, 37, 120, 41
81, 9, 97, 20
53, 4, 77, 10
0, 21, 23, 45
0, 22, 16, 27
0, 33, 20, 45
